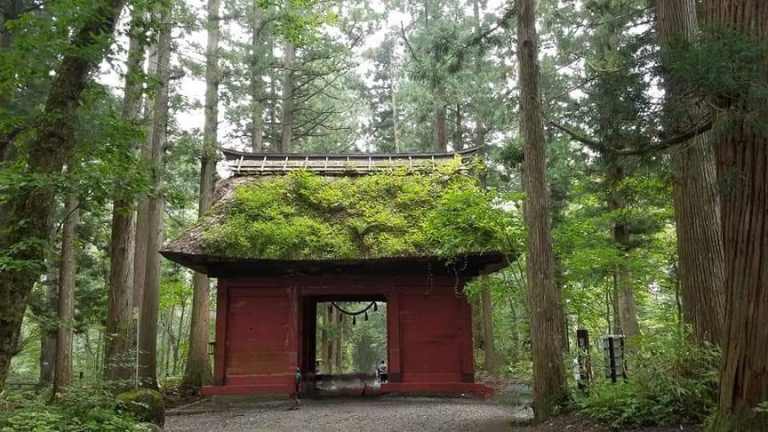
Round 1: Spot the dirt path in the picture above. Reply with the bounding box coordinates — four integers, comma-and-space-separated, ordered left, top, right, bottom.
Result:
165, 396, 525, 432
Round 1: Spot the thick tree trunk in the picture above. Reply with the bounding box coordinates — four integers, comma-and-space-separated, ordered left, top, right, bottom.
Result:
183, 0, 219, 390
267, 38, 278, 149
39, 223, 58, 386
480, 278, 496, 374
517, 0, 568, 420
655, 0, 725, 346
327, 308, 336, 373
701, 1, 768, 427
0, 0, 126, 392
335, 313, 345, 372
611, 274, 622, 335
453, 104, 463, 151
434, 101, 447, 151
174, 301, 187, 375
279, 42, 295, 152
670, 143, 724, 343
0, 0, 23, 162
250, 2, 265, 152
105, 12, 145, 384
507, 296, 520, 364
52, 193, 78, 395
138, 10, 171, 389
319, 305, 328, 372
607, 163, 641, 338
392, 80, 400, 152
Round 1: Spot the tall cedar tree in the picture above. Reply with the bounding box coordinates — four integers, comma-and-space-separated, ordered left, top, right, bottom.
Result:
702, 0, 768, 428
105, 11, 146, 384
52, 193, 78, 395
654, 0, 725, 345
249, 3, 266, 152
0, 0, 126, 391
39, 222, 59, 385
279, 42, 296, 152
183, 0, 220, 389
138, 8, 171, 388
517, 0, 568, 420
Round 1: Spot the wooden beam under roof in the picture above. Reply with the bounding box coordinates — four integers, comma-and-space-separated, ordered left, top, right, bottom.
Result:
221, 147, 481, 176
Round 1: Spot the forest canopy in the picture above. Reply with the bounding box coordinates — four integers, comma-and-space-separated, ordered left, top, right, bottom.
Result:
177, 161, 522, 260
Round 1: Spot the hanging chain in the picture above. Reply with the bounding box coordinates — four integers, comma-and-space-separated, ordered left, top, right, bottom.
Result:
330, 301, 378, 317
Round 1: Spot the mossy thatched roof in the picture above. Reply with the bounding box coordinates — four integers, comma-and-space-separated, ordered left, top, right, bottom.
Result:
162, 160, 519, 273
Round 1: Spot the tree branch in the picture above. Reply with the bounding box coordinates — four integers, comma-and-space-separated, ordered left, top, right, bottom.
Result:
547, 117, 714, 156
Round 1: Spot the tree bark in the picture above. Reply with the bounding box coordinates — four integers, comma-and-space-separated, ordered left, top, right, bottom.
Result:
39, 223, 58, 386
250, 2, 266, 152
183, 0, 219, 389
52, 193, 78, 395
138, 9, 171, 389
0, 0, 126, 392
480, 278, 496, 374
517, 0, 568, 420
609, 166, 641, 339
174, 301, 187, 375
327, 307, 336, 373
105, 11, 145, 385
434, 101, 447, 151
655, 0, 725, 346
392, 78, 400, 152
279, 42, 295, 152
701, 1, 768, 426
454, 104, 463, 151
0, 0, 23, 162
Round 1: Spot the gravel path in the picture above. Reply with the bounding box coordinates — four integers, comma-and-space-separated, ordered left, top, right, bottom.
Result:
165, 396, 523, 432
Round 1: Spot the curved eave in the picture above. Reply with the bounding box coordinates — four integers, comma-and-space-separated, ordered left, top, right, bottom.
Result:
160, 250, 511, 279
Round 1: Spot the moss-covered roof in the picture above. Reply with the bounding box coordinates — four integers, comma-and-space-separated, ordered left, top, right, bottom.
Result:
163, 159, 519, 265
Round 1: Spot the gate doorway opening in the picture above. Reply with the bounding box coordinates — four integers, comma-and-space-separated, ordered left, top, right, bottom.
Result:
305, 297, 388, 396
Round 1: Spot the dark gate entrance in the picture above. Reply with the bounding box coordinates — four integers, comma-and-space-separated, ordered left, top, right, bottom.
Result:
301, 297, 387, 396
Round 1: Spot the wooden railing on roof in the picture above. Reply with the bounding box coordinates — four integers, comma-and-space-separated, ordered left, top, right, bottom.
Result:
222, 147, 481, 176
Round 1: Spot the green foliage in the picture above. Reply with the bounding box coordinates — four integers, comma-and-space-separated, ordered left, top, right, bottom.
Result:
0, 385, 144, 431
667, 28, 768, 117
577, 333, 720, 428
201, 163, 520, 260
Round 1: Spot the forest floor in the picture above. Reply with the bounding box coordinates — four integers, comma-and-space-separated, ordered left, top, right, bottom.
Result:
164, 396, 520, 432
164, 395, 700, 432
514, 415, 700, 432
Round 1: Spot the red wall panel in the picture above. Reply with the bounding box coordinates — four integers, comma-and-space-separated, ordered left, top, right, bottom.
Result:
225, 286, 294, 387
213, 274, 475, 391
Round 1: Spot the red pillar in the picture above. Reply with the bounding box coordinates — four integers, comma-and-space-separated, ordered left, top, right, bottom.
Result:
213, 279, 228, 385
387, 291, 402, 382
459, 289, 475, 383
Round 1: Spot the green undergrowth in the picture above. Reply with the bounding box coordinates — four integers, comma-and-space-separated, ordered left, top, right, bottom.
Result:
0, 384, 149, 431
201, 161, 522, 260
576, 332, 720, 429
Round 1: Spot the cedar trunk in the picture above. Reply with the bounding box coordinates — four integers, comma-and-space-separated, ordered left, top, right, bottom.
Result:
610, 168, 641, 339
480, 278, 496, 374
516, 0, 568, 420
279, 42, 295, 152
655, 0, 725, 346
0, 0, 126, 392
138, 11, 171, 389
39, 223, 59, 386
183, 0, 220, 389
250, 3, 266, 152
702, 0, 768, 427
53, 194, 79, 395
434, 101, 447, 151
105, 13, 145, 384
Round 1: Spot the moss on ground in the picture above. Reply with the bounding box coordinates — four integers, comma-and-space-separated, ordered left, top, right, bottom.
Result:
117, 389, 165, 427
